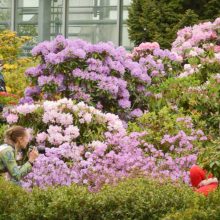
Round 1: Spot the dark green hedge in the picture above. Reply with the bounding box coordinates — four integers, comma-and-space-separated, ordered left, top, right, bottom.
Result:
0, 177, 199, 220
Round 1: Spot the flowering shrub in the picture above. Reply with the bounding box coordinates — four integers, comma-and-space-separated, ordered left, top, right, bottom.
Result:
22, 123, 204, 190
141, 18, 220, 136
4, 98, 124, 146
3, 60, 36, 98
4, 18, 220, 192
0, 30, 31, 63
130, 42, 182, 82
172, 17, 220, 79
72, 130, 200, 191
20, 36, 156, 119
0, 30, 35, 98
128, 107, 207, 151
3, 99, 206, 190
150, 69, 220, 136
126, 42, 182, 111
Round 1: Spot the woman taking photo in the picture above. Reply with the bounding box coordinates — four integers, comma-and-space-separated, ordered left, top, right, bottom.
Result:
0, 126, 39, 184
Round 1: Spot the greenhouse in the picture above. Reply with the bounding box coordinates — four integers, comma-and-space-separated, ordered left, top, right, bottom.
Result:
0, 0, 132, 50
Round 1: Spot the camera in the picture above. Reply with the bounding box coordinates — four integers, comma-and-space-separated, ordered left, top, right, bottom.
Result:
37, 145, 46, 154
29, 145, 46, 154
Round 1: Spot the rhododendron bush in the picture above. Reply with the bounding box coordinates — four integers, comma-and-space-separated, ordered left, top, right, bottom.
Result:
172, 17, 220, 79
4, 17, 220, 192
130, 42, 182, 83
21, 37, 154, 118
4, 98, 124, 146
145, 18, 220, 136
3, 99, 207, 190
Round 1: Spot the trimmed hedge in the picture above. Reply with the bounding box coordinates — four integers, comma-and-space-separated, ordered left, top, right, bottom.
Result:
3, 177, 220, 220
163, 190, 220, 220
0, 177, 198, 220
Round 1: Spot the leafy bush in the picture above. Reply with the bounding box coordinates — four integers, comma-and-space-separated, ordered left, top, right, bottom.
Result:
20, 36, 156, 118
197, 139, 220, 179
163, 188, 220, 220
128, 106, 207, 152
0, 178, 27, 220
0, 177, 200, 220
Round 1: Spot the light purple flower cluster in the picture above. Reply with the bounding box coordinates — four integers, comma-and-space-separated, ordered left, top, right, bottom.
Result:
172, 18, 220, 56
129, 42, 183, 85
73, 131, 198, 191
22, 36, 153, 116
21, 126, 205, 191
21, 143, 83, 188
3, 98, 207, 190
172, 17, 220, 78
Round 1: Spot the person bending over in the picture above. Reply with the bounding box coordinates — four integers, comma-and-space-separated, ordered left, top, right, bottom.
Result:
0, 126, 39, 184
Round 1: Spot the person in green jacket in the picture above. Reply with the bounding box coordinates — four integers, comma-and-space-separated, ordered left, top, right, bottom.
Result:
0, 125, 39, 184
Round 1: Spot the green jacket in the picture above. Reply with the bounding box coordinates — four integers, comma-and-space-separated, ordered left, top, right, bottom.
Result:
0, 144, 32, 182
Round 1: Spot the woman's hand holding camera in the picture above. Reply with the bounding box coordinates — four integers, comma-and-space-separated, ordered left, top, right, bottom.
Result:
28, 147, 39, 164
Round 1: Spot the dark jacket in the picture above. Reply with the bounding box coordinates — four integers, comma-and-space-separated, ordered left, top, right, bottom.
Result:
0, 70, 6, 92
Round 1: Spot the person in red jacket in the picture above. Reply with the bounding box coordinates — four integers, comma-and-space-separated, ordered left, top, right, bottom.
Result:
190, 165, 218, 196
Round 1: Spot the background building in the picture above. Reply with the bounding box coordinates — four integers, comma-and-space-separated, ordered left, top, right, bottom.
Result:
0, 0, 133, 53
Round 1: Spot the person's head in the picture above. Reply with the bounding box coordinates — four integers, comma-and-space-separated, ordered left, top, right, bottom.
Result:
4, 126, 29, 149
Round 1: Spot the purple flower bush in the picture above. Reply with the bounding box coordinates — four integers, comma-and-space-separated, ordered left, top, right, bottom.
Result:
4, 18, 220, 192
130, 42, 182, 82
3, 99, 207, 190
21, 128, 202, 191
172, 17, 220, 78
21, 116, 205, 191
126, 42, 183, 109
21, 36, 154, 118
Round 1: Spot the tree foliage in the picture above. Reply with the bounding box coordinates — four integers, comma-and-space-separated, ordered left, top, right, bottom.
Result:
127, 0, 220, 48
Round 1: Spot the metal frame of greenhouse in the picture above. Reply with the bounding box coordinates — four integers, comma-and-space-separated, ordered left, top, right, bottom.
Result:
0, 0, 132, 52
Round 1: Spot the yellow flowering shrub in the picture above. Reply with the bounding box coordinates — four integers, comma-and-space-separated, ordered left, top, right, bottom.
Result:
0, 30, 38, 98
0, 30, 31, 62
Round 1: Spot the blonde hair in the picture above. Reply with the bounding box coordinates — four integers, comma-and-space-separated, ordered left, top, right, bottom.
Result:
4, 126, 27, 144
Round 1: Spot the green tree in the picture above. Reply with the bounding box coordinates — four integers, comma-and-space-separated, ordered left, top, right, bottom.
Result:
127, 0, 220, 48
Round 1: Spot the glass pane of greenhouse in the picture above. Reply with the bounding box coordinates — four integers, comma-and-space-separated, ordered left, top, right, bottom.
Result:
1, 0, 133, 52
122, 0, 133, 50
67, 0, 118, 45
0, 0, 11, 30
50, 0, 64, 39
16, 0, 38, 38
